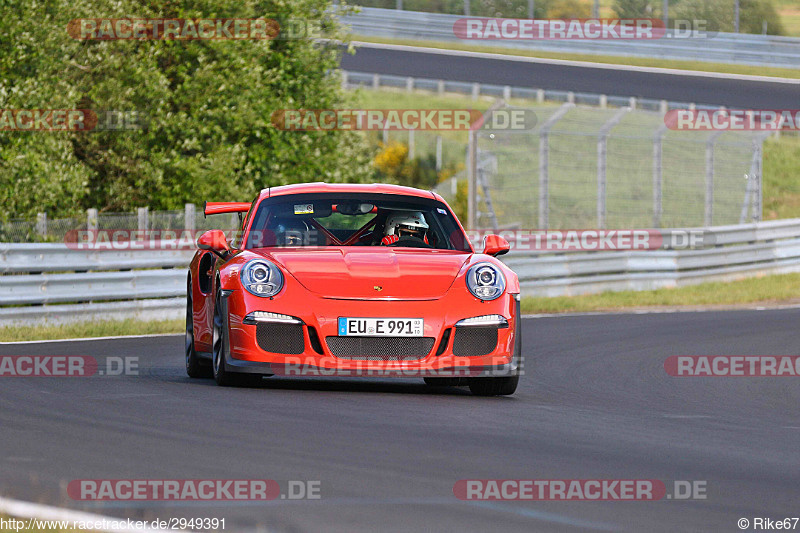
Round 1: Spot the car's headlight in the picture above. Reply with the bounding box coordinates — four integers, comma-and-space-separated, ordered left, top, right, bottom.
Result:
466, 263, 506, 301
241, 259, 284, 297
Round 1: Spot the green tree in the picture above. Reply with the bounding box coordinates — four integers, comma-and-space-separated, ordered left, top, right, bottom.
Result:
0, 0, 375, 218
612, 0, 659, 18
672, 0, 784, 34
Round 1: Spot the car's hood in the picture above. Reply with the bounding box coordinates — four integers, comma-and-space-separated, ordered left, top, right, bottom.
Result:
258, 248, 471, 300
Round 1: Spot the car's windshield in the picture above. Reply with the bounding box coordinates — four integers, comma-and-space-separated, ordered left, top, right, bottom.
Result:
244, 193, 471, 251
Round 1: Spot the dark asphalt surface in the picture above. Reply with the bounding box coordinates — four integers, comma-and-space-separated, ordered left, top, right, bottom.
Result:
1, 309, 799, 532
340, 44, 800, 109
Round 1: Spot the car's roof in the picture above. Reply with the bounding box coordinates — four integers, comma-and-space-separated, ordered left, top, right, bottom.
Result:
260, 182, 443, 202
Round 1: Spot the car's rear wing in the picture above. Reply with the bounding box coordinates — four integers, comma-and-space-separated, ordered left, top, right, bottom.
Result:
203, 202, 251, 217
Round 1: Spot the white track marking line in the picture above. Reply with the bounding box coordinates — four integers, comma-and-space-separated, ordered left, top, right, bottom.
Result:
352, 41, 800, 84
524, 302, 800, 318
0, 333, 182, 345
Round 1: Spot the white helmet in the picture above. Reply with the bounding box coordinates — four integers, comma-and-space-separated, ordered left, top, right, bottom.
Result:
385, 211, 429, 239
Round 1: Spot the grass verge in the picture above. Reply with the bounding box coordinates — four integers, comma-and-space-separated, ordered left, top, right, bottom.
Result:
763, 135, 800, 220
521, 272, 800, 314
352, 36, 800, 80
0, 319, 183, 342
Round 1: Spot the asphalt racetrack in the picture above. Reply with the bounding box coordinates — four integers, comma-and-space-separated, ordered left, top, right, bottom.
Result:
1, 309, 799, 532
340, 43, 800, 109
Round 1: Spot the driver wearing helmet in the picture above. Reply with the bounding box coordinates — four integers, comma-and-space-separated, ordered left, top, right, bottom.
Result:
381, 211, 430, 246
273, 218, 308, 246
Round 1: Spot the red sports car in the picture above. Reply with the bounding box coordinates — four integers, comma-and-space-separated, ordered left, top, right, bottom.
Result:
185, 183, 522, 395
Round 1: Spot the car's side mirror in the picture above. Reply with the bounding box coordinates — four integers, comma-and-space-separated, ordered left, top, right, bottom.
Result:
197, 230, 230, 258
483, 234, 510, 257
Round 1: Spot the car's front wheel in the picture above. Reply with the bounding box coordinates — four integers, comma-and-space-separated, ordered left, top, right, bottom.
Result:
212, 290, 261, 387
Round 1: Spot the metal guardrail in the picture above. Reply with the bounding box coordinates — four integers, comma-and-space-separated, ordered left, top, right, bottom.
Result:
3, 218, 800, 325
342, 70, 701, 112
506, 219, 800, 296
341, 7, 800, 69
0, 243, 195, 273
0, 245, 192, 326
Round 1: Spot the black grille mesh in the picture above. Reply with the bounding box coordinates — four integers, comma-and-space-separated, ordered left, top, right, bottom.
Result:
452, 327, 498, 356
326, 336, 435, 360
256, 323, 305, 354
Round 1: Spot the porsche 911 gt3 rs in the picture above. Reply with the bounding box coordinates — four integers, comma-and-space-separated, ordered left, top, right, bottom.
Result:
185, 182, 522, 396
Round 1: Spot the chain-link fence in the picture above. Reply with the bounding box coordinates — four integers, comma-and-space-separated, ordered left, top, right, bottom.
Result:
436, 103, 770, 230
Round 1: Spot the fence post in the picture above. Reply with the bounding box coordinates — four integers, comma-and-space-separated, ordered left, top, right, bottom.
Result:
138, 207, 149, 232
372, 73, 379, 90
538, 103, 574, 229
705, 130, 724, 226
652, 124, 668, 228
36, 212, 47, 239
406, 76, 414, 92
528, 0, 534, 18
597, 108, 630, 229
467, 129, 477, 229
753, 134, 767, 222
471, 83, 480, 101
599, 94, 607, 109
87, 208, 98, 232
567, 92, 575, 104
341, 71, 348, 91
185, 203, 196, 233
464, 0, 470, 16
503, 86, 511, 100
437, 80, 445, 95
435, 135, 443, 172
396, 0, 403, 9
536, 89, 544, 104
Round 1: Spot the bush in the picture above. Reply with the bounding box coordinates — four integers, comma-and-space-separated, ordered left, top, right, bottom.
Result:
671, 0, 784, 34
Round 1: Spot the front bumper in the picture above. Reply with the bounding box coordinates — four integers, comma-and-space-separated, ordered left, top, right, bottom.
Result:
221, 288, 521, 378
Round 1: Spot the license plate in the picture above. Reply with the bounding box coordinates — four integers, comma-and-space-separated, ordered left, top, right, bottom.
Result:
338, 317, 424, 337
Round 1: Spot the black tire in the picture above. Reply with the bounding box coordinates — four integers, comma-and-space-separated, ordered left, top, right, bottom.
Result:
468, 374, 519, 396
185, 287, 212, 379
212, 290, 261, 387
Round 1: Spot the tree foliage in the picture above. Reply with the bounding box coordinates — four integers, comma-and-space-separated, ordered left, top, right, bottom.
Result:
0, 0, 375, 218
